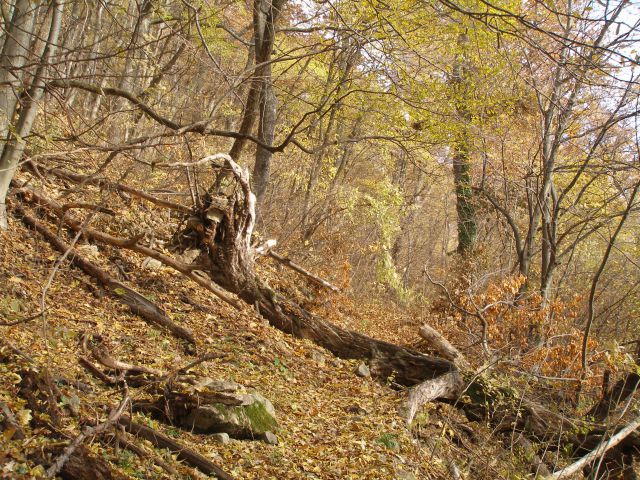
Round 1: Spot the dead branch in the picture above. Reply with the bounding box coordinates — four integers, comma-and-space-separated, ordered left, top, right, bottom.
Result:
78, 356, 117, 385
62, 202, 116, 216
268, 250, 341, 293
49, 168, 191, 214
46, 393, 131, 478
166, 351, 222, 378
17, 205, 197, 344
107, 431, 182, 477
89, 341, 163, 377
405, 371, 465, 424
418, 324, 469, 369
118, 415, 235, 480
0, 310, 45, 326
545, 414, 640, 480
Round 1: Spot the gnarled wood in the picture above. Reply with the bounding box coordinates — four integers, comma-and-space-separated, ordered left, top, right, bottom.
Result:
178, 155, 457, 387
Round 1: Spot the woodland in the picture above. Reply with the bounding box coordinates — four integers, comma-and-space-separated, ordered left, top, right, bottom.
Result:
1, 0, 640, 478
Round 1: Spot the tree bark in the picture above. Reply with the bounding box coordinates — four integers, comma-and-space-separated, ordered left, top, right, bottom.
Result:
0, 0, 63, 230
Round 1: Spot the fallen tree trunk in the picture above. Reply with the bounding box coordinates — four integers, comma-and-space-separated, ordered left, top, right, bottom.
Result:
19, 171, 458, 389
24, 155, 640, 476
16, 205, 196, 345
118, 415, 234, 480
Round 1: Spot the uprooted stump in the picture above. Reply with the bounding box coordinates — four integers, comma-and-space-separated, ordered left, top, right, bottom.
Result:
170, 155, 458, 389
17, 156, 461, 409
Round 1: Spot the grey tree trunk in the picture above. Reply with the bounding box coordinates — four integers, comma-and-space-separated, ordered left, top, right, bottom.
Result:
228, 0, 285, 164
0, 0, 36, 153
0, 0, 63, 229
253, 79, 277, 213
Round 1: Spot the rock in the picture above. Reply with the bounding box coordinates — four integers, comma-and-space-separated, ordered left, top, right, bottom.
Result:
274, 340, 290, 353
210, 433, 230, 444
355, 363, 370, 378
141, 257, 162, 270
261, 431, 278, 445
180, 392, 278, 438
310, 351, 325, 365
192, 378, 242, 393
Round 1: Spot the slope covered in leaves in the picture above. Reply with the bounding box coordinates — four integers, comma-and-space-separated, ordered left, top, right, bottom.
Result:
0, 177, 530, 479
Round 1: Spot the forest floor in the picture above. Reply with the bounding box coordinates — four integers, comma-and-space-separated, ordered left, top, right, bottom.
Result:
0, 178, 530, 479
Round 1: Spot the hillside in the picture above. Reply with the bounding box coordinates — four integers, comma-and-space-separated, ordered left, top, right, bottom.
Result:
1, 0, 640, 478
1, 176, 516, 479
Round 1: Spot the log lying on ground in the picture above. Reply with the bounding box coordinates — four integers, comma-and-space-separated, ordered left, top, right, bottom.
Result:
118, 415, 234, 480
405, 372, 465, 424
17, 177, 457, 389
16, 205, 196, 345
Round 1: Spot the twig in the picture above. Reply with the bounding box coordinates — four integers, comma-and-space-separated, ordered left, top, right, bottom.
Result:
268, 250, 341, 293
166, 352, 222, 378
423, 270, 490, 354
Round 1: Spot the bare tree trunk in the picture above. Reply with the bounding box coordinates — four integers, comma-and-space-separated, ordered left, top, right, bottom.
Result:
228, 0, 285, 163
0, 0, 36, 151
0, 0, 63, 230
253, 68, 277, 214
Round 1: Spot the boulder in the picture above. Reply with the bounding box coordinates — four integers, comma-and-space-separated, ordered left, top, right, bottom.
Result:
180, 392, 278, 438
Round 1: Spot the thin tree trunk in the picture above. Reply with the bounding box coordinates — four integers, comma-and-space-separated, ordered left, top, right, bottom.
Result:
0, 0, 36, 152
253, 70, 277, 214
581, 180, 640, 371
0, 0, 63, 230
228, 0, 285, 163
